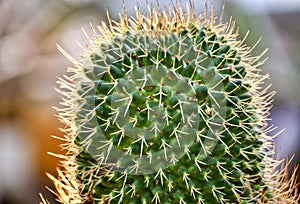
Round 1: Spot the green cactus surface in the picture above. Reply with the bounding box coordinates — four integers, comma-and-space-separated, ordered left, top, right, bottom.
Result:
48, 2, 299, 204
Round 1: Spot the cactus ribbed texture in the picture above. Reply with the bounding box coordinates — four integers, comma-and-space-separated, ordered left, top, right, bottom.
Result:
48, 2, 299, 204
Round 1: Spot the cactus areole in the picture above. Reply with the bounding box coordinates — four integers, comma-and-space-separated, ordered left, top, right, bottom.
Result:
50, 2, 299, 204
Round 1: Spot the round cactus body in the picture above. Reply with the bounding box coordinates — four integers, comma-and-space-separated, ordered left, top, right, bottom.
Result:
49, 3, 299, 204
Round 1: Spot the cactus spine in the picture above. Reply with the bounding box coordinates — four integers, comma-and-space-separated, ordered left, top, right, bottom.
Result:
49, 2, 299, 204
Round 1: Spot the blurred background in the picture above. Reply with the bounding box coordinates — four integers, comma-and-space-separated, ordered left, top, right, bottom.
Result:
0, 0, 299, 203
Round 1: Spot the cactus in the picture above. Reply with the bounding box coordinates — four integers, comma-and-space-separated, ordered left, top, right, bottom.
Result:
48, 2, 299, 204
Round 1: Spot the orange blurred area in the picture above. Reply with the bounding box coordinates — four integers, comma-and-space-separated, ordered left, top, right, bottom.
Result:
0, 0, 299, 203
0, 0, 104, 203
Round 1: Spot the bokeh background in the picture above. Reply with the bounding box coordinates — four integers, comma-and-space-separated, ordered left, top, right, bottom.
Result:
0, 0, 299, 203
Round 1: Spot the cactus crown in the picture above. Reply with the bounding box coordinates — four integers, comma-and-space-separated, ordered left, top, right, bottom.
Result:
48, 2, 299, 204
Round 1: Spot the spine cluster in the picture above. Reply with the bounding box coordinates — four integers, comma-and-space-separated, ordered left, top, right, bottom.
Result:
48, 3, 299, 204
